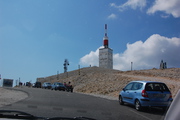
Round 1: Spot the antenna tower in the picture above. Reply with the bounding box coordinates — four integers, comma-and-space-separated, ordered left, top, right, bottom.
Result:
63, 59, 69, 73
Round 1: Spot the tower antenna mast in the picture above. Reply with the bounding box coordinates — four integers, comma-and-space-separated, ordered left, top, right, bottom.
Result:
103, 24, 109, 48
105, 24, 107, 37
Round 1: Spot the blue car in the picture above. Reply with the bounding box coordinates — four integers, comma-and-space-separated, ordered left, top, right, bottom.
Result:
119, 81, 173, 111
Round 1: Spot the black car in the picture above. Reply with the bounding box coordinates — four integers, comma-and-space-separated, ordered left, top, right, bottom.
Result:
34, 82, 41, 88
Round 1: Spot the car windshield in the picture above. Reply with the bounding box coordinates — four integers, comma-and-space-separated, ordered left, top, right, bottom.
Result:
0, 0, 179, 120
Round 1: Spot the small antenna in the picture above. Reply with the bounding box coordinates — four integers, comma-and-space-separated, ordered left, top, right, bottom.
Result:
105, 24, 107, 37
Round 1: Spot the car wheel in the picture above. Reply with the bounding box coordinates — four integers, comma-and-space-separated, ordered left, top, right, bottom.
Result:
135, 99, 141, 111
119, 95, 124, 105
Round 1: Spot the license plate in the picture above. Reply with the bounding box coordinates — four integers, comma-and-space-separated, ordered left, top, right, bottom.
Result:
153, 94, 165, 98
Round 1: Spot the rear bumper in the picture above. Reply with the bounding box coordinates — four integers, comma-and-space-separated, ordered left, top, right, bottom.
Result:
46, 86, 52, 89
57, 87, 66, 90
140, 99, 172, 107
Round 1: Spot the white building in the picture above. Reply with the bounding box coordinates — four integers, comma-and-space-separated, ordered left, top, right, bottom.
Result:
99, 24, 113, 69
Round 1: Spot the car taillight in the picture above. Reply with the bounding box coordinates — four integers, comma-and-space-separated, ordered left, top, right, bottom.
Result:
169, 94, 172, 99
142, 90, 148, 97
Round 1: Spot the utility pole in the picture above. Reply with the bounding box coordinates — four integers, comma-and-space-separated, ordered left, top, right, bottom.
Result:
19, 77, 20, 86
78, 65, 80, 75
131, 62, 133, 71
57, 71, 59, 80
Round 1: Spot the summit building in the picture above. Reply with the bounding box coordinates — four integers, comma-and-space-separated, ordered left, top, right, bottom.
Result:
99, 24, 113, 69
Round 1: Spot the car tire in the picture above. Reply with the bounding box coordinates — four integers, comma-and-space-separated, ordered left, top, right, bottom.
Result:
135, 99, 142, 111
119, 96, 124, 105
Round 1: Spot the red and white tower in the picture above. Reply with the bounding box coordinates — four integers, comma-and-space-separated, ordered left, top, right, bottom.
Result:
99, 24, 113, 69
103, 24, 108, 48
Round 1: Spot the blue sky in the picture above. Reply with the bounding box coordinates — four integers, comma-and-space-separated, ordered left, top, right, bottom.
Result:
0, 0, 180, 84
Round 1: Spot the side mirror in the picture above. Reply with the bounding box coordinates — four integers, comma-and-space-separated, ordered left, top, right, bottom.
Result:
123, 88, 125, 91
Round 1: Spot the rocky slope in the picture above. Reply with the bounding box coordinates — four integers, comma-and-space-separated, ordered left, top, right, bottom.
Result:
0, 88, 28, 107
37, 67, 180, 99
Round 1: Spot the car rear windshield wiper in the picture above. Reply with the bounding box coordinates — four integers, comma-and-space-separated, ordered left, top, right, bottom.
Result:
0, 110, 45, 119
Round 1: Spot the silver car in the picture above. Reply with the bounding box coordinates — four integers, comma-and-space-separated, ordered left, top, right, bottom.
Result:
51, 82, 66, 91
42, 82, 51, 89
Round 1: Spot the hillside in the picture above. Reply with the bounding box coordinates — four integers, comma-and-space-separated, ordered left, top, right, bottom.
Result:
37, 67, 180, 99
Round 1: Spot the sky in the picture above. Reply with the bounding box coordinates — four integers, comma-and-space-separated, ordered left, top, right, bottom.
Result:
0, 0, 180, 84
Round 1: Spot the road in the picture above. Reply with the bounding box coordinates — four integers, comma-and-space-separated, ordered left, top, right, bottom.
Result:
0, 87, 166, 120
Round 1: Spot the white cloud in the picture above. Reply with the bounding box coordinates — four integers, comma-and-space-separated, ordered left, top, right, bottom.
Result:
110, 0, 146, 11
110, 0, 180, 18
114, 34, 180, 70
107, 13, 117, 19
147, 0, 180, 18
79, 46, 103, 67
160, 14, 170, 18
79, 34, 180, 70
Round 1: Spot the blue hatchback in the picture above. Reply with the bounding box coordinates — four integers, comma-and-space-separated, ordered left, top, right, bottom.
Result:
119, 81, 173, 111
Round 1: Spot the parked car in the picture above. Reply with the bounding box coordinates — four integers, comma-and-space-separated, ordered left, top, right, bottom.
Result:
51, 82, 66, 91
34, 82, 41, 88
119, 81, 173, 111
42, 82, 51, 89
26, 82, 31, 87
32, 83, 35, 87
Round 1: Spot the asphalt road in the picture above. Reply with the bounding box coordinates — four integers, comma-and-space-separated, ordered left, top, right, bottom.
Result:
0, 87, 166, 120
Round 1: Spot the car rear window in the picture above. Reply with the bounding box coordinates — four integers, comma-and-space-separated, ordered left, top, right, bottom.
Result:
57, 83, 63, 85
145, 83, 170, 92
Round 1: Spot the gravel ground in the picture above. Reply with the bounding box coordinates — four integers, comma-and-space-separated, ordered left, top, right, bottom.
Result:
37, 67, 180, 99
0, 87, 28, 107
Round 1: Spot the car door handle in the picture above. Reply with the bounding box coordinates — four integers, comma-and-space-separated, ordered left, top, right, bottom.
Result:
134, 92, 136, 93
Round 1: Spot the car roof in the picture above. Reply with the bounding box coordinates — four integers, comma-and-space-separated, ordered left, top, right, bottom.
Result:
36, 82, 41, 83
44, 82, 50, 83
130, 80, 164, 84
